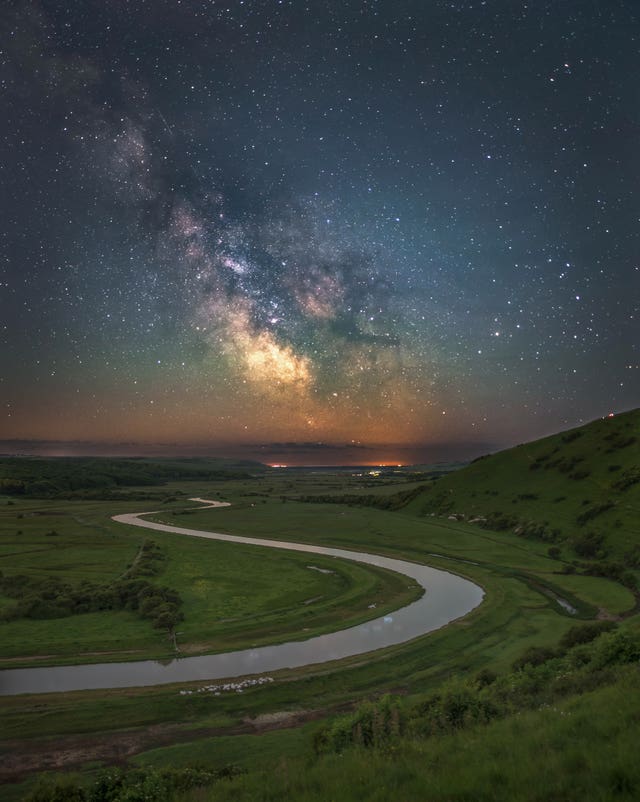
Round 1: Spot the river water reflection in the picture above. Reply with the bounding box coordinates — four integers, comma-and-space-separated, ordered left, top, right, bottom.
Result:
0, 510, 484, 696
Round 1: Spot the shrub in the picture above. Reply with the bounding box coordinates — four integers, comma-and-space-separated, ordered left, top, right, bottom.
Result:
84, 764, 238, 802
481, 511, 518, 531
314, 695, 404, 754
569, 470, 591, 480
582, 560, 638, 589
411, 680, 501, 737
572, 531, 607, 559
612, 467, 640, 491
512, 646, 559, 672
576, 502, 614, 526
475, 668, 497, 687
623, 545, 640, 568
592, 631, 640, 668
559, 621, 617, 650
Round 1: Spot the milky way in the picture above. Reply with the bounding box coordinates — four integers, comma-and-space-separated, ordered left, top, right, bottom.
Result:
1, 1, 638, 462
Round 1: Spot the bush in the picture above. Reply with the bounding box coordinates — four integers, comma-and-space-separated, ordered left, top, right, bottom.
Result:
475, 668, 497, 687
612, 467, 640, 491
410, 680, 501, 738
84, 764, 240, 802
576, 503, 614, 526
592, 631, 640, 668
582, 560, 638, 589
559, 621, 617, 650
512, 646, 559, 671
314, 695, 403, 754
569, 470, 591, 480
623, 545, 640, 568
481, 511, 518, 531
572, 531, 607, 559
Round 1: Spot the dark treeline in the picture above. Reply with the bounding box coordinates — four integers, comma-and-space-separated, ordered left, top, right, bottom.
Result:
298, 483, 429, 511
0, 457, 260, 498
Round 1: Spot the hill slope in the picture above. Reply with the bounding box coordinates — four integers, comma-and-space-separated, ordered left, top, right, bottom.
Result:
405, 408, 640, 566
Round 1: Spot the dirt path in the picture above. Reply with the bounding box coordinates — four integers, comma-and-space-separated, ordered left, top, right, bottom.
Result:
0, 708, 334, 783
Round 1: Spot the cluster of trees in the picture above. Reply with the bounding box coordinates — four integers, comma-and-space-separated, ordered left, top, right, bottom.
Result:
313, 623, 640, 755
0, 457, 255, 499
298, 484, 428, 512
528, 443, 594, 480
580, 559, 638, 590
611, 466, 640, 492
576, 502, 615, 525
603, 431, 637, 453
0, 539, 185, 641
571, 530, 608, 559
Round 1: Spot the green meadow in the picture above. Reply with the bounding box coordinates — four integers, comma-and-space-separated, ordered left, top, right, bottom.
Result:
0, 410, 639, 800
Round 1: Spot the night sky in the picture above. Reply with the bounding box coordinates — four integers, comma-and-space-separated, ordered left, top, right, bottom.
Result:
1, 1, 638, 465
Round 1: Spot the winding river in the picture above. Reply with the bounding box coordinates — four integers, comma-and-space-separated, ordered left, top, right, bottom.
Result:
0, 502, 484, 696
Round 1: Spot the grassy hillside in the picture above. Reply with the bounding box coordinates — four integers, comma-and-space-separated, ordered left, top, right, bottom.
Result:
405, 409, 640, 567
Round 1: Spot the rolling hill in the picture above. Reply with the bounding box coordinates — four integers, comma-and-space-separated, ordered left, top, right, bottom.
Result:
404, 408, 640, 568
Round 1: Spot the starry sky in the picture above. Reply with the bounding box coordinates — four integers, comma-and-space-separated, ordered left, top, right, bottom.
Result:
1, 0, 638, 465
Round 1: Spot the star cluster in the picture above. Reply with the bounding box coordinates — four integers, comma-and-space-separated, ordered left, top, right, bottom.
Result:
1, 0, 638, 462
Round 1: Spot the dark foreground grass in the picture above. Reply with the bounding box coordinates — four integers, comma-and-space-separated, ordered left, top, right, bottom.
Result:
11, 664, 640, 802
189, 668, 640, 802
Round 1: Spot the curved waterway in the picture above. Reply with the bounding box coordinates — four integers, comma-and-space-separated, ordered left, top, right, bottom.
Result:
0, 503, 484, 696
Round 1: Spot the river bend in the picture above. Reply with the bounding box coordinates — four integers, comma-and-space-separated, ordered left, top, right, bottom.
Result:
0, 504, 484, 696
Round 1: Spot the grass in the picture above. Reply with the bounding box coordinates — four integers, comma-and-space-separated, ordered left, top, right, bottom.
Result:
534, 572, 634, 615
133, 721, 321, 774
8, 662, 640, 801
178, 667, 640, 802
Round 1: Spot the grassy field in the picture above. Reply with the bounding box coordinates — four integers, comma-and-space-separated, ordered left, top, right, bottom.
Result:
0, 413, 638, 800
